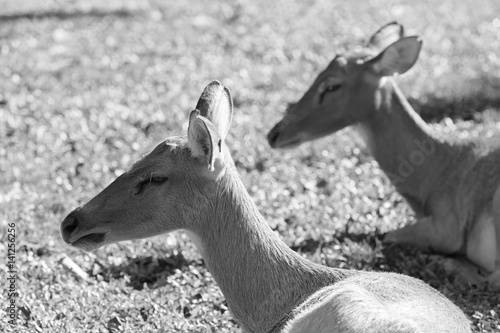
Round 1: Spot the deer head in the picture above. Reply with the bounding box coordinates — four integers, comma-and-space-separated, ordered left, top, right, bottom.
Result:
60, 81, 234, 251
267, 22, 422, 149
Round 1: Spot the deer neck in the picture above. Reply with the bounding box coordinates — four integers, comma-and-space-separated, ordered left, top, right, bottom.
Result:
356, 78, 454, 205
185, 161, 348, 333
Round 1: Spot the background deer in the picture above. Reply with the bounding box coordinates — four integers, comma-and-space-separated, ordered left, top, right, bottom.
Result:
61, 81, 470, 332
267, 22, 500, 289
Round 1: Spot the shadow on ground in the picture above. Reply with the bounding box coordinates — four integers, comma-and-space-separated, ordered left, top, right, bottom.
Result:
0, 8, 136, 22
409, 77, 500, 122
96, 252, 194, 290
292, 229, 456, 289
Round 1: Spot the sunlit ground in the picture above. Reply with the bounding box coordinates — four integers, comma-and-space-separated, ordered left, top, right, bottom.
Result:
1, 0, 500, 332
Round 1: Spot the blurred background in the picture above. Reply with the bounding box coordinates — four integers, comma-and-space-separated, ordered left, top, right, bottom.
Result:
1, 0, 499, 332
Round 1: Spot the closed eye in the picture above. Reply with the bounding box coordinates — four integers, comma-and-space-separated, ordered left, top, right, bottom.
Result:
319, 84, 341, 104
134, 175, 169, 196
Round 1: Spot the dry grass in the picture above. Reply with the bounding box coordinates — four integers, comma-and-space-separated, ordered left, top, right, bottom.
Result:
1, 0, 500, 332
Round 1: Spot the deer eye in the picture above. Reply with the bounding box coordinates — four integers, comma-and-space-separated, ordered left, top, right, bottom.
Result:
325, 84, 341, 92
318, 83, 341, 104
134, 175, 169, 196
151, 176, 168, 183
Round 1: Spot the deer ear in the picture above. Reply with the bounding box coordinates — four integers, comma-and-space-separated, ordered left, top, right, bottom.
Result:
188, 110, 222, 171
195, 81, 233, 141
367, 36, 422, 77
366, 21, 404, 52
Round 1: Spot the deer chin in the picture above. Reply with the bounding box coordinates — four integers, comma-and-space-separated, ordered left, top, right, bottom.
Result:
270, 130, 309, 149
275, 137, 304, 149
71, 233, 106, 251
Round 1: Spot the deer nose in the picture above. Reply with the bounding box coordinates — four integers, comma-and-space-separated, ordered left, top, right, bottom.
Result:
267, 123, 282, 148
61, 211, 80, 243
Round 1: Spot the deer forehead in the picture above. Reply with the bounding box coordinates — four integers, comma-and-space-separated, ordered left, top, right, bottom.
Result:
322, 54, 375, 87
129, 136, 190, 173
323, 54, 366, 80
326, 55, 348, 74
346, 46, 377, 62
328, 49, 376, 76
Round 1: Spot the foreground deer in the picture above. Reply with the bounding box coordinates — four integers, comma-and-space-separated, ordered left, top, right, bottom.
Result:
267, 22, 500, 289
61, 81, 470, 332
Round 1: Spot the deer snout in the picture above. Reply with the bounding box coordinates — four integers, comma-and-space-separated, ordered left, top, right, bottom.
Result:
60, 210, 81, 244
268, 122, 284, 148
268, 120, 305, 149
60, 209, 107, 250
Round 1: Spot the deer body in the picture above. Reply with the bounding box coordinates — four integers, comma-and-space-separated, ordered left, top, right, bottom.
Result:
61, 81, 471, 332
267, 22, 500, 288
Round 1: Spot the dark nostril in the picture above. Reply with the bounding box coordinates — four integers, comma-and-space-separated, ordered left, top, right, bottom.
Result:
267, 126, 281, 147
61, 213, 79, 243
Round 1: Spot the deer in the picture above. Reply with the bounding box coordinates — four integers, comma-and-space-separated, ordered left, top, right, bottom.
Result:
60, 81, 471, 332
267, 22, 500, 290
